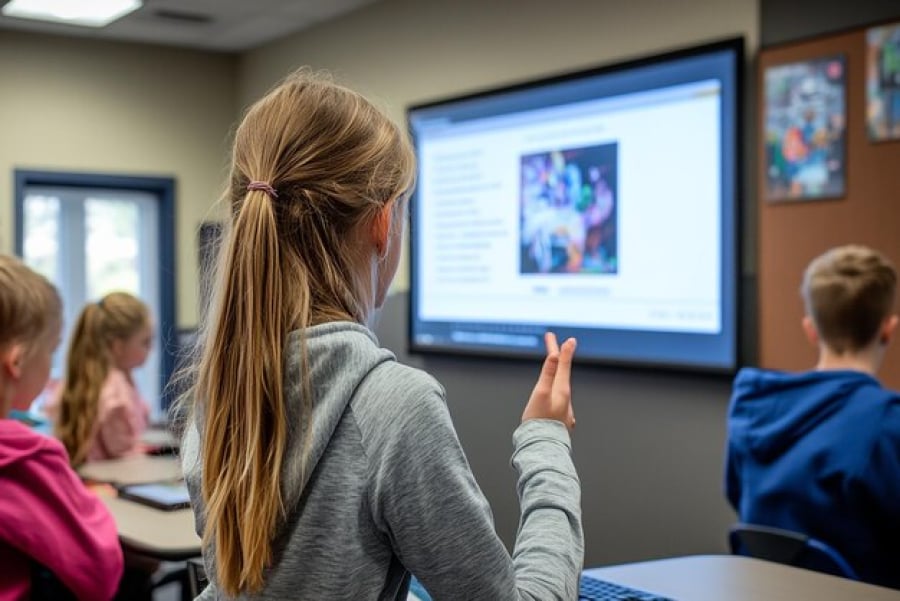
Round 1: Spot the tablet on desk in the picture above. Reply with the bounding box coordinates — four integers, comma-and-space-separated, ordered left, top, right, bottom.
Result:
118, 482, 191, 511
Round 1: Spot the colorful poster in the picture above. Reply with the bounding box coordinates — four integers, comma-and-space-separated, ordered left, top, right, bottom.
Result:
867, 23, 900, 141
764, 56, 846, 202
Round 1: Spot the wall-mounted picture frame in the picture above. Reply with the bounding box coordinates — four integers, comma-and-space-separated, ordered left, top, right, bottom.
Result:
764, 55, 846, 202
866, 22, 900, 142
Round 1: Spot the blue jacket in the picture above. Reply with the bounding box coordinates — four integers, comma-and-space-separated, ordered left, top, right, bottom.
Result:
725, 367, 900, 589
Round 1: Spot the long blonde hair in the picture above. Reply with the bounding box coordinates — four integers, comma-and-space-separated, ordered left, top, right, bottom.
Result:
55, 291, 149, 465
191, 67, 415, 596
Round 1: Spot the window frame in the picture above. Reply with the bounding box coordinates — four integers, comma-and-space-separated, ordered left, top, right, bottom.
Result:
13, 169, 178, 409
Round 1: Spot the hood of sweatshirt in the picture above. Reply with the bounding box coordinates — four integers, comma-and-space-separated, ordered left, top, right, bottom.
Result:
277, 322, 394, 508
182, 321, 394, 514
728, 367, 880, 462
0, 419, 48, 469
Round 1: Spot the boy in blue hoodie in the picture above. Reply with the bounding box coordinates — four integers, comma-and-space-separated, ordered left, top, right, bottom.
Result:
725, 244, 900, 589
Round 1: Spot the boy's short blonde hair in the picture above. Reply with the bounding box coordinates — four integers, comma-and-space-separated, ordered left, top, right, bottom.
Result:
802, 245, 897, 353
0, 255, 61, 353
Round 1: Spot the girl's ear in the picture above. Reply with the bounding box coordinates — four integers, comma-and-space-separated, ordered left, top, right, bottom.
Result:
370, 199, 396, 259
1, 344, 24, 381
109, 337, 125, 365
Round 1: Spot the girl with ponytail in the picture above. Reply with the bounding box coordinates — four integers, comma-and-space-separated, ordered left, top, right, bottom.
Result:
50, 291, 153, 466
181, 68, 583, 600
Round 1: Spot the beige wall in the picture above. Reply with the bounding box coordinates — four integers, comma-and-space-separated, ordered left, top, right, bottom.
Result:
239, 0, 759, 290
0, 31, 237, 326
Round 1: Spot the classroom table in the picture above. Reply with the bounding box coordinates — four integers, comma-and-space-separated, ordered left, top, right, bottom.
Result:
583, 554, 900, 600
100, 496, 200, 561
78, 454, 183, 485
141, 425, 179, 452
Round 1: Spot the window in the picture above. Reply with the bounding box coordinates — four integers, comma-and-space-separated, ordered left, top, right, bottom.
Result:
15, 171, 176, 418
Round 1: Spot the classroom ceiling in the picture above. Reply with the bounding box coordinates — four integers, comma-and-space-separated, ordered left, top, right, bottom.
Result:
0, 0, 379, 52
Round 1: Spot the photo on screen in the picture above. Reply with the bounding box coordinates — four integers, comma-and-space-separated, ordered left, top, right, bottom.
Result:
519, 143, 618, 275
867, 22, 900, 142
764, 55, 846, 202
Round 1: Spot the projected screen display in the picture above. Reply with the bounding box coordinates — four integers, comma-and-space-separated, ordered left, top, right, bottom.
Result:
407, 39, 742, 372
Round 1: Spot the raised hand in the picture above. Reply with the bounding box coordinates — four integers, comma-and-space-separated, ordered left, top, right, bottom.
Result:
522, 332, 577, 430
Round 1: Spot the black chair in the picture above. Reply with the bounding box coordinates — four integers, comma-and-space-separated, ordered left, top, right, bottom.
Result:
31, 562, 77, 601
728, 522, 859, 580
186, 557, 208, 598
149, 565, 192, 601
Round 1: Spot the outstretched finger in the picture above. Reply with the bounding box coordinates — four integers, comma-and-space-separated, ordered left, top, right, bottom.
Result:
544, 331, 560, 355
535, 332, 561, 390
553, 338, 577, 389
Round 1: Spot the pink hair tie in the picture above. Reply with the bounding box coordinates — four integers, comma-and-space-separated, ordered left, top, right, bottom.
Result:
247, 181, 278, 199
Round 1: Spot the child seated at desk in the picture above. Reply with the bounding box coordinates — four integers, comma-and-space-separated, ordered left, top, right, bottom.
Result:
725, 244, 900, 589
0, 254, 123, 600
48, 292, 153, 466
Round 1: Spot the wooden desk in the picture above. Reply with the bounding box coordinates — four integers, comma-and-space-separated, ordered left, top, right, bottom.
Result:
584, 555, 900, 600
79, 455, 182, 485
102, 496, 200, 561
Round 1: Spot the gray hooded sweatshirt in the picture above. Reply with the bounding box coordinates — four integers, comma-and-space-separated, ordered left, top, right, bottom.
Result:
182, 322, 583, 600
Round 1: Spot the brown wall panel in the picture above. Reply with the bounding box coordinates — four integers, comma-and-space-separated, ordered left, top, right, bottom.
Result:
759, 27, 900, 387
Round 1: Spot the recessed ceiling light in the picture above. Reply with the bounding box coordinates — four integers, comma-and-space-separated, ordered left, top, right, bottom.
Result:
1, 0, 143, 28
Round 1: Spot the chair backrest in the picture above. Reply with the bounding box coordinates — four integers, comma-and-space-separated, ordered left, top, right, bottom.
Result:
187, 557, 208, 598
30, 562, 77, 601
728, 522, 859, 580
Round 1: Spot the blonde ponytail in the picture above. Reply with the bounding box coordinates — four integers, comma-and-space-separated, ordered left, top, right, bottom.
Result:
197, 189, 292, 593
56, 305, 107, 465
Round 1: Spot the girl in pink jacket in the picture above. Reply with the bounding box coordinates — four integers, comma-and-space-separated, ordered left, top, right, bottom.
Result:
0, 255, 122, 601
50, 292, 152, 466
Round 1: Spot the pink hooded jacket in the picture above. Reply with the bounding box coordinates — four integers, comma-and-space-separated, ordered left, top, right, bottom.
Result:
0, 420, 123, 601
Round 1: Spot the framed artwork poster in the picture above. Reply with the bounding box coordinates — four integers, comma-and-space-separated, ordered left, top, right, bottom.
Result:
867, 22, 900, 142
764, 55, 846, 202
